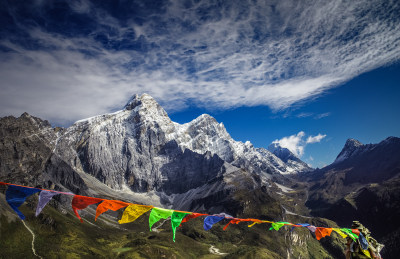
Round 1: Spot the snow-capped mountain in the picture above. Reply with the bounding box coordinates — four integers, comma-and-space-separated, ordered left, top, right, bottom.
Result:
0, 94, 309, 213
268, 142, 312, 173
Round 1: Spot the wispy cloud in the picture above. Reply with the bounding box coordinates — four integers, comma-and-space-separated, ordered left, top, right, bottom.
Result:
314, 113, 331, 120
0, 0, 399, 125
272, 131, 326, 157
306, 134, 327, 144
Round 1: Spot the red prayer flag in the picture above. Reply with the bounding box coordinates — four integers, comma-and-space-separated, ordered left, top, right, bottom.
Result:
95, 200, 129, 221
223, 218, 254, 230
180, 213, 207, 226
351, 229, 360, 236
0, 182, 7, 185
315, 227, 333, 240
72, 195, 103, 222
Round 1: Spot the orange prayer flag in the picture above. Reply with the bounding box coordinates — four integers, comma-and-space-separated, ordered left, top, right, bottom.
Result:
315, 227, 333, 240
95, 200, 130, 221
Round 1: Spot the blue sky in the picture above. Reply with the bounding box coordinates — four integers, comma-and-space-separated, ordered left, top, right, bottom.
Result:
1, 0, 399, 167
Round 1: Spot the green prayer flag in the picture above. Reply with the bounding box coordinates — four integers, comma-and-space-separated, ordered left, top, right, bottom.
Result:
340, 228, 359, 241
171, 211, 189, 242
149, 207, 174, 231
269, 222, 291, 231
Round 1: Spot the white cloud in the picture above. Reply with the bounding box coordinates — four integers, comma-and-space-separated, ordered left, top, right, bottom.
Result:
306, 134, 327, 144
272, 131, 326, 157
0, 0, 399, 125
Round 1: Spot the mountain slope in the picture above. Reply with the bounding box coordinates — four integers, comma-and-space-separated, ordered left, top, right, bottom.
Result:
303, 137, 400, 258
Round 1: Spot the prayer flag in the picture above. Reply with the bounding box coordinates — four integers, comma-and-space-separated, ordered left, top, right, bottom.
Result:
36, 190, 60, 216
223, 219, 243, 230
340, 228, 359, 241
359, 233, 369, 250
203, 215, 225, 231
307, 225, 317, 233
149, 207, 174, 231
332, 228, 347, 239
269, 222, 291, 231
180, 213, 207, 225
248, 219, 263, 228
95, 200, 129, 221
315, 227, 333, 240
6, 185, 40, 220
72, 195, 103, 222
118, 204, 153, 224
171, 211, 189, 242
0, 182, 7, 185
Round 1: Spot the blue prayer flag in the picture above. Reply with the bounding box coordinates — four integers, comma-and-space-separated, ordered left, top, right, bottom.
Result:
6, 185, 40, 220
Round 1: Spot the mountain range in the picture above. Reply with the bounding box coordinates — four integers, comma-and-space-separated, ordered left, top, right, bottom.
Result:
0, 93, 399, 258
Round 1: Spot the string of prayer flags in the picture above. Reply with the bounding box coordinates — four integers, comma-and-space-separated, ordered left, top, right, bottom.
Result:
6, 185, 40, 220
95, 200, 129, 221
315, 227, 333, 240
171, 211, 190, 242
72, 195, 103, 222
149, 207, 174, 231
1, 182, 371, 244
35, 190, 60, 216
269, 222, 291, 231
118, 204, 153, 224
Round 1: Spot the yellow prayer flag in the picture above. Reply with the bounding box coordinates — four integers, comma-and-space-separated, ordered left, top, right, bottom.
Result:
333, 228, 348, 239
118, 204, 153, 224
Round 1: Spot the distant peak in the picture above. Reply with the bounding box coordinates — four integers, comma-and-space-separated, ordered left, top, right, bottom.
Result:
334, 138, 364, 163
124, 93, 159, 111
344, 138, 363, 148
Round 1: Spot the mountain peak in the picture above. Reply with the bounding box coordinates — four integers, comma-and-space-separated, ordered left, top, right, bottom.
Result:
124, 93, 158, 110
334, 138, 364, 163
344, 138, 363, 148
267, 142, 312, 172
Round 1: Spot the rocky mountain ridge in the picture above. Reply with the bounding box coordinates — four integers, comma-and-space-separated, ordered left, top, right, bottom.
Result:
1, 94, 309, 214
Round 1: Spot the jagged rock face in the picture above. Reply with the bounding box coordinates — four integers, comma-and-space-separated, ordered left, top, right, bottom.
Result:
0, 113, 59, 186
50, 94, 303, 195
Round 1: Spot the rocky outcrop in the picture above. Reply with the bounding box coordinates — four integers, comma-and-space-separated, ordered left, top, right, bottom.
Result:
0, 113, 60, 186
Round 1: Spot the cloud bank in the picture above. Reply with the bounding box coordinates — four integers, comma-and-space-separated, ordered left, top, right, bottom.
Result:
0, 0, 399, 125
272, 131, 326, 157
